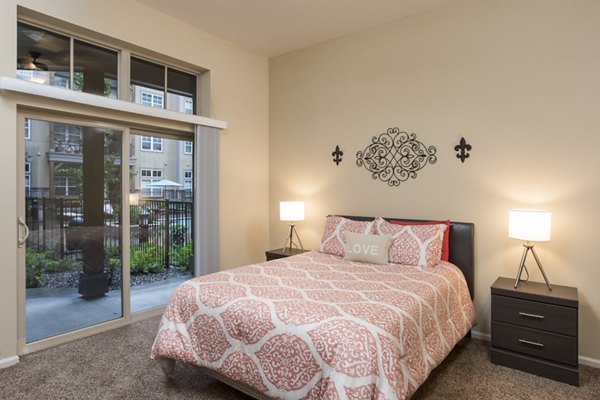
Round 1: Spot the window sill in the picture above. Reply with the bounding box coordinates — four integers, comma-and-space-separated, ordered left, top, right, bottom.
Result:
0, 76, 227, 130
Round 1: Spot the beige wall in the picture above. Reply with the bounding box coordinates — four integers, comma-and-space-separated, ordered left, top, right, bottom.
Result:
0, 0, 269, 361
270, 0, 600, 361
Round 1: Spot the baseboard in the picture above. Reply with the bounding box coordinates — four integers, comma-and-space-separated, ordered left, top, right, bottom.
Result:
469, 330, 600, 369
0, 355, 19, 369
579, 355, 600, 369
470, 329, 490, 341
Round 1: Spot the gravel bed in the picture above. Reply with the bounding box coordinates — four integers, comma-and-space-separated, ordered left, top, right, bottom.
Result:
41, 265, 190, 291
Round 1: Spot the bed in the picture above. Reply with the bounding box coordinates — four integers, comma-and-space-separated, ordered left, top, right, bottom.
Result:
151, 216, 476, 399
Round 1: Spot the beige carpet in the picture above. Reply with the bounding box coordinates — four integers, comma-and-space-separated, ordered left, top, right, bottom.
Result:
0, 316, 598, 399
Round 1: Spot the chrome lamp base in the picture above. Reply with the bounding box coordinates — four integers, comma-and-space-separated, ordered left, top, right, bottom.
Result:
514, 243, 552, 290
281, 223, 303, 253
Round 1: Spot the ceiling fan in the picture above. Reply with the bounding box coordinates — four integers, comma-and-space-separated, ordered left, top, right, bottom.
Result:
17, 51, 49, 71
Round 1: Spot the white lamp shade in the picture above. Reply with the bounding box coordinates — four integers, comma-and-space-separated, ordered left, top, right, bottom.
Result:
280, 201, 304, 222
508, 209, 551, 242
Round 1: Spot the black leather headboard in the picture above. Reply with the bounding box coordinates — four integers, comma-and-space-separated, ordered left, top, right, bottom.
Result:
340, 216, 475, 299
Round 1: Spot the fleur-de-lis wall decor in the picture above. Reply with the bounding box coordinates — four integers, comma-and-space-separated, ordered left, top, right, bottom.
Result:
332, 145, 343, 166
454, 137, 472, 163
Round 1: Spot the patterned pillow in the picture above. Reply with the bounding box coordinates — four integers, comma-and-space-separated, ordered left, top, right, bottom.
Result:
389, 219, 450, 261
319, 216, 376, 257
374, 217, 446, 267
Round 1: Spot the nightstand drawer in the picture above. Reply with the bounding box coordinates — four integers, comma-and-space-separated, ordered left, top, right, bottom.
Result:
492, 321, 577, 366
492, 294, 577, 336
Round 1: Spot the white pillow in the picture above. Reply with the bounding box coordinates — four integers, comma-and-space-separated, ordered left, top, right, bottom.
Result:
343, 232, 391, 265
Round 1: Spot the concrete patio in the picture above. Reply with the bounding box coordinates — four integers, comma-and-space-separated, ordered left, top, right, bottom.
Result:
25, 274, 191, 342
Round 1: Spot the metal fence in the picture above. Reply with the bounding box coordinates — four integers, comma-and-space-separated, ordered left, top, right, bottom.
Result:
25, 197, 193, 268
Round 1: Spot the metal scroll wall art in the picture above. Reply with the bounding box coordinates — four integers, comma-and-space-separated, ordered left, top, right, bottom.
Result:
356, 127, 437, 187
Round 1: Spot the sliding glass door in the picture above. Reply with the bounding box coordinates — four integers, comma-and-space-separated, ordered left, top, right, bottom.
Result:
18, 114, 196, 346
20, 115, 124, 343
129, 132, 194, 313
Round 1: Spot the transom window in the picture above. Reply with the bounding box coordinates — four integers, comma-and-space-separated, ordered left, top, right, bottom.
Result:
17, 21, 200, 114
17, 22, 118, 98
131, 56, 196, 114
141, 136, 163, 152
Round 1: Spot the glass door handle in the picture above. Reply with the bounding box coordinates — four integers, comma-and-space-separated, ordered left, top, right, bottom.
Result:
18, 217, 29, 248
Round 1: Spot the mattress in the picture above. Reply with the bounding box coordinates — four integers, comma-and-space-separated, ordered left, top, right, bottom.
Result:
151, 250, 475, 399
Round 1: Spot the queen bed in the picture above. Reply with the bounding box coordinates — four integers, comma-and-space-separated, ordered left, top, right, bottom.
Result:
151, 216, 476, 399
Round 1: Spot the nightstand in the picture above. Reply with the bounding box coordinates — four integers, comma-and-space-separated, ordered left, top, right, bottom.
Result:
265, 248, 309, 261
490, 277, 579, 385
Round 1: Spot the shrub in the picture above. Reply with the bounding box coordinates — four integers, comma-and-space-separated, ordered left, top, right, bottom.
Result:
172, 243, 193, 272
106, 257, 121, 286
130, 245, 164, 274
25, 249, 47, 288
45, 257, 81, 273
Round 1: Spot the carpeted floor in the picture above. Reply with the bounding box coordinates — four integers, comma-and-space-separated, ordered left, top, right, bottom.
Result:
0, 316, 598, 400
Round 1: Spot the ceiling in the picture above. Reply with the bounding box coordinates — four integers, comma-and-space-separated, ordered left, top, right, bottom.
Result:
136, 0, 455, 58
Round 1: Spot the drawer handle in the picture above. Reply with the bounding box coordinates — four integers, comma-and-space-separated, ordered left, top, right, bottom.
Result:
518, 312, 545, 319
518, 338, 544, 348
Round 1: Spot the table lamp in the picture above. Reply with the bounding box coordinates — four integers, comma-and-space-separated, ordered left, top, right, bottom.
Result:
508, 209, 552, 290
280, 201, 304, 253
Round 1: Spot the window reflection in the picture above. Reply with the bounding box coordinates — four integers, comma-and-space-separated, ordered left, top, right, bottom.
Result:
73, 40, 118, 98
131, 57, 197, 115
17, 22, 70, 88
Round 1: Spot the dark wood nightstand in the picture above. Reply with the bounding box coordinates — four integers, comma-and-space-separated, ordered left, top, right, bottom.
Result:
265, 248, 309, 261
490, 277, 579, 385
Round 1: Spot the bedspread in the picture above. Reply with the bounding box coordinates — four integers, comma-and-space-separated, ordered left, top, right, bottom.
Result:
151, 251, 475, 400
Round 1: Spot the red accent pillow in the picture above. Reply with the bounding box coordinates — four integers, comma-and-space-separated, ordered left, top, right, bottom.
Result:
389, 219, 450, 261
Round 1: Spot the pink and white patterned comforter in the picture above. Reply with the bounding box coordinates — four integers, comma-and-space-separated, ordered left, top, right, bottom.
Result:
151, 251, 475, 400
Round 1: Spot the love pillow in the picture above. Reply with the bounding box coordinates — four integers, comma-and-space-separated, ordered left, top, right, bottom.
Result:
343, 232, 391, 265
